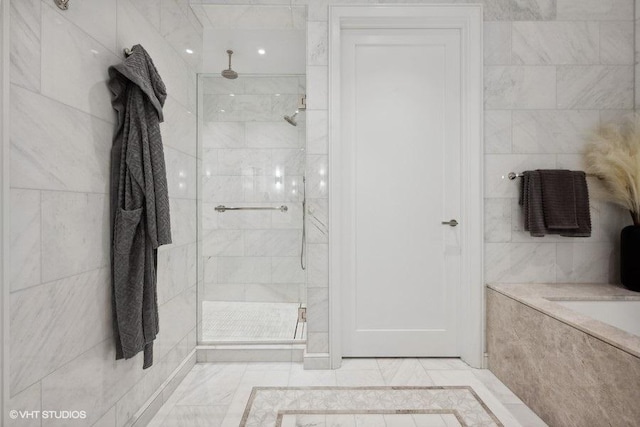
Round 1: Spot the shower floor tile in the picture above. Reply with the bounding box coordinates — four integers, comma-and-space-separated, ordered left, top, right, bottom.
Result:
202, 301, 302, 342
147, 359, 549, 427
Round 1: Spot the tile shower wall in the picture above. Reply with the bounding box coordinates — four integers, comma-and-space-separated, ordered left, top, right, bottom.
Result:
194, 0, 636, 361
8, 0, 201, 425
200, 76, 306, 307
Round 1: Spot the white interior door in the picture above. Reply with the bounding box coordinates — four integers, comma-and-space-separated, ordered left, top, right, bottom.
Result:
340, 29, 462, 357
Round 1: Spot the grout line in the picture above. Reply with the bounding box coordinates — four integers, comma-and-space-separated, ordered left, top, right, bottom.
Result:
9, 261, 108, 294
10, 82, 116, 127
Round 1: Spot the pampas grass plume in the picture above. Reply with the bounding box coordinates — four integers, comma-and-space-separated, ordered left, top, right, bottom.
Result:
586, 115, 640, 225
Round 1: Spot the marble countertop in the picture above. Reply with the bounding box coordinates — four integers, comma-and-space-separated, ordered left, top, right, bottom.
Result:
487, 283, 640, 359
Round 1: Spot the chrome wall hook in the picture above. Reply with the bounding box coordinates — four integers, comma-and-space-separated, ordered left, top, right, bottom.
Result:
54, 0, 69, 10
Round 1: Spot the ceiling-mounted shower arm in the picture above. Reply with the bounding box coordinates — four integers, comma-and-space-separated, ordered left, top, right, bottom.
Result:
221, 50, 238, 80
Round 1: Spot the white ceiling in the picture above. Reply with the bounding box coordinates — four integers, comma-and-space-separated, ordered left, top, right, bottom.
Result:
192, 4, 307, 75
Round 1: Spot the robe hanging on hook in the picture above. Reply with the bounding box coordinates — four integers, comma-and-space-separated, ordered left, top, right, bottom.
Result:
54, 0, 69, 10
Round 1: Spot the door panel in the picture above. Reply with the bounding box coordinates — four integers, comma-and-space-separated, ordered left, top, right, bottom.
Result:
341, 29, 461, 356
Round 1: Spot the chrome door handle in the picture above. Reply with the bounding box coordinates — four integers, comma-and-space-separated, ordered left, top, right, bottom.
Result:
442, 219, 458, 227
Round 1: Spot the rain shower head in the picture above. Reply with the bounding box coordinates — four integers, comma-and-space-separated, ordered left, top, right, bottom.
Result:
284, 111, 299, 126
221, 50, 238, 80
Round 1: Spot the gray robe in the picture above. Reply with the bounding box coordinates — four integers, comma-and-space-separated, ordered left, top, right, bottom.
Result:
108, 45, 172, 369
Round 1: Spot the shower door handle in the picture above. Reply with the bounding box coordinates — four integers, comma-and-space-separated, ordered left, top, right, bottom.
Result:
441, 219, 458, 227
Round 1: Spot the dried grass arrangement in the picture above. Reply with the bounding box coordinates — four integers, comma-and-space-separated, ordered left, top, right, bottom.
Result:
586, 115, 640, 226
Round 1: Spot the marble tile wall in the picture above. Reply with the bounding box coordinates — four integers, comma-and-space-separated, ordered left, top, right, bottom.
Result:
482, 0, 634, 287
194, 0, 636, 361
8, 0, 201, 425
200, 76, 307, 308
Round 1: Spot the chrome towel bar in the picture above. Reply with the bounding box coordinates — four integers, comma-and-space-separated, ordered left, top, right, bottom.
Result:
215, 205, 288, 213
508, 171, 601, 180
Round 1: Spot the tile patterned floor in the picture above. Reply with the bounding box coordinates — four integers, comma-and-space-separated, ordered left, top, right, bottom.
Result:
280, 412, 462, 427
148, 359, 548, 427
242, 387, 503, 426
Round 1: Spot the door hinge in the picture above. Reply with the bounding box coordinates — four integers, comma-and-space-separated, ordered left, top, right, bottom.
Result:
298, 307, 307, 323
298, 94, 307, 111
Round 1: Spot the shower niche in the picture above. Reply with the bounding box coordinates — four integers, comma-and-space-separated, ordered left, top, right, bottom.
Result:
197, 73, 307, 344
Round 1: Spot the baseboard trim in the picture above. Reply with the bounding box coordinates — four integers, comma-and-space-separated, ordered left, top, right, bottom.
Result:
130, 349, 196, 426
303, 352, 331, 370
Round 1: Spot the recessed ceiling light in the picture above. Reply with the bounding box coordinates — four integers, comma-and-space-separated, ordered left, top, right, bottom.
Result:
275, 93, 281, 97
229, 93, 235, 97
220, 109, 225, 113
185, 49, 194, 54
258, 48, 266, 55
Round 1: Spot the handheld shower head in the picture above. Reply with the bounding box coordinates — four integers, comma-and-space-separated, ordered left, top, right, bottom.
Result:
284, 111, 299, 126
221, 50, 238, 80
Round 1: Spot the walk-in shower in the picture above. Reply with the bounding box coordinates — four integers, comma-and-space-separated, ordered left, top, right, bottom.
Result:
197, 74, 307, 344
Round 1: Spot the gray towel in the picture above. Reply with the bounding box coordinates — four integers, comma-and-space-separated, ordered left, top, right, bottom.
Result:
539, 170, 578, 229
108, 45, 172, 369
521, 171, 546, 237
520, 170, 591, 238
561, 172, 591, 237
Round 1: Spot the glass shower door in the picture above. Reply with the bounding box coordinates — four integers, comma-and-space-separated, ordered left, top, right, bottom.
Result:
196, 74, 307, 344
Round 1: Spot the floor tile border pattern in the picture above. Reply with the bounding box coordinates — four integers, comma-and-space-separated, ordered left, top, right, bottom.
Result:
276, 410, 463, 426
240, 386, 505, 427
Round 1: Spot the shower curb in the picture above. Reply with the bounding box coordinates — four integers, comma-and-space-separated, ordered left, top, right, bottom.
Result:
197, 344, 305, 363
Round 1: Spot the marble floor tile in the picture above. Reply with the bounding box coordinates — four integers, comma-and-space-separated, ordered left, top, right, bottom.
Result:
377, 359, 434, 386
174, 363, 247, 406
336, 369, 385, 386
160, 405, 227, 427
288, 364, 337, 386
355, 414, 386, 427
245, 362, 292, 372
426, 370, 522, 426
241, 370, 290, 388
148, 361, 548, 427
338, 358, 380, 371
418, 358, 473, 371
221, 383, 257, 427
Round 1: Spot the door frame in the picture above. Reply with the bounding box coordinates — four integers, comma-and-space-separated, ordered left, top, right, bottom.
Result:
328, 5, 484, 368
